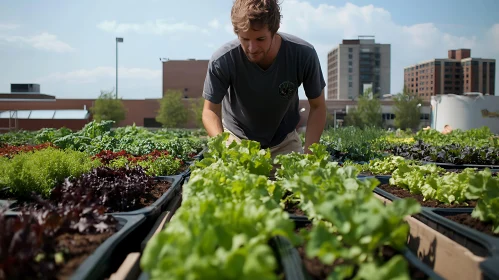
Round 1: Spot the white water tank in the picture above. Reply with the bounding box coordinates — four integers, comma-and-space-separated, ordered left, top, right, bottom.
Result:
431, 93, 499, 134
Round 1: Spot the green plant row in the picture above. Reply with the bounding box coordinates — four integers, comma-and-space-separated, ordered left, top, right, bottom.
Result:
141, 133, 298, 280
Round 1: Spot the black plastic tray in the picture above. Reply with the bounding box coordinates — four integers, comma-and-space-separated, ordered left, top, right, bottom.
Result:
0, 175, 182, 221
2, 211, 146, 280
108, 175, 182, 222
480, 255, 499, 280
285, 216, 445, 280
372, 175, 499, 270
192, 146, 207, 161
420, 161, 499, 170
417, 208, 499, 257
71, 214, 146, 280
140, 192, 183, 251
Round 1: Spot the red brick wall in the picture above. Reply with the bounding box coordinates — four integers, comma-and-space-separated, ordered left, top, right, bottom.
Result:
0, 97, 204, 131
162, 60, 209, 99
0, 119, 89, 131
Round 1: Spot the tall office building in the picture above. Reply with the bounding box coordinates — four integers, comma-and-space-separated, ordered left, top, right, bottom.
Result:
327, 36, 391, 100
403, 49, 496, 100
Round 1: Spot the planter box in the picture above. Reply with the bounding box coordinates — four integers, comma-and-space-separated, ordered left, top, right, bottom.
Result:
2, 211, 146, 280
192, 147, 207, 161
417, 208, 499, 257
420, 161, 499, 170
2, 175, 182, 225
140, 193, 183, 251
371, 177, 499, 279
284, 216, 444, 280
71, 214, 146, 280
112, 175, 183, 223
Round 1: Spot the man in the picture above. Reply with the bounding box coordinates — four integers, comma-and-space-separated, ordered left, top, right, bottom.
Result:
202, 0, 327, 157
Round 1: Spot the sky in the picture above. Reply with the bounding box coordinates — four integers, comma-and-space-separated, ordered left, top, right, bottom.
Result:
1, 0, 498, 100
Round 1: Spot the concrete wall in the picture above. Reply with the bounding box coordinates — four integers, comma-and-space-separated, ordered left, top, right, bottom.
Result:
431, 94, 499, 134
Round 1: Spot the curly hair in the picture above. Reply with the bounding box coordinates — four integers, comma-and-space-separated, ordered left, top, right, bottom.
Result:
231, 0, 282, 35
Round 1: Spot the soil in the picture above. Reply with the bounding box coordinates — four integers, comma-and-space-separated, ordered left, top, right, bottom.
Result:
5, 181, 172, 213
55, 232, 114, 280
377, 183, 476, 208
295, 224, 428, 279
358, 171, 376, 176
122, 181, 172, 212
284, 201, 306, 217
442, 213, 499, 237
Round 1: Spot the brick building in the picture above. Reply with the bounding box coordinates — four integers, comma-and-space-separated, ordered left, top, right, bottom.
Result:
162, 59, 209, 98
403, 49, 496, 100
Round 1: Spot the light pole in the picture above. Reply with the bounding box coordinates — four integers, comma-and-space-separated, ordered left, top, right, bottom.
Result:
116, 37, 124, 99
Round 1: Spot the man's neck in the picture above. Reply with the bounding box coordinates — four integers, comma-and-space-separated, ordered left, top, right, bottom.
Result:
257, 33, 282, 70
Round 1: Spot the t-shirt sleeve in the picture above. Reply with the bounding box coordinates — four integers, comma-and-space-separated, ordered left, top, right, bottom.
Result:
302, 47, 326, 100
202, 59, 230, 104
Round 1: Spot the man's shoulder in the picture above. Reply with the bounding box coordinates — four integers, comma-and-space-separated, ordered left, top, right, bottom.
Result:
279, 32, 317, 52
209, 38, 241, 64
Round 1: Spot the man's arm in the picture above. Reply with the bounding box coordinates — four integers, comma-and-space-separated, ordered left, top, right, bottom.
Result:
202, 99, 223, 137
304, 90, 327, 154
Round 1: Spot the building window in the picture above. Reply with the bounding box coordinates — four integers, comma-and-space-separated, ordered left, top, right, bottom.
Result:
349, 48, 353, 52
349, 61, 353, 66
349, 75, 352, 81
349, 82, 353, 87
349, 68, 352, 73
349, 54, 353, 59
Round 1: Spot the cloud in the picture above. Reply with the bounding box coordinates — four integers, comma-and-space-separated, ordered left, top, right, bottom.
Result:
224, 23, 234, 35
97, 19, 209, 35
205, 43, 216, 49
209, 19, 220, 29
274, 1, 497, 95
0, 32, 74, 52
37, 66, 161, 84
0, 23, 20, 30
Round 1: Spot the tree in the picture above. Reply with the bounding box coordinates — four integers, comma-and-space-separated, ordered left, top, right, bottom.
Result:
89, 89, 126, 125
189, 98, 205, 128
156, 89, 189, 128
393, 86, 423, 130
344, 89, 383, 128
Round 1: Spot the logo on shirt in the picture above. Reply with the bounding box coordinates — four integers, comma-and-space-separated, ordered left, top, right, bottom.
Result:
278, 81, 297, 99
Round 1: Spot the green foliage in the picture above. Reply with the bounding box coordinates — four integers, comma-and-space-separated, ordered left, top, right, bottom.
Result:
89, 90, 127, 125
0, 130, 38, 146
108, 155, 182, 176
0, 147, 101, 198
34, 127, 73, 144
466, 169, 499, 233
393, 87, 423, 130
320, 126, 388, 162
275, 144, 421, 278
141, 133, 297, 280
193, 132, 273, 177
344, 89, 383, 128
414, 126, 498, 148
189, 98, 205, 128
156, 89, 189, 128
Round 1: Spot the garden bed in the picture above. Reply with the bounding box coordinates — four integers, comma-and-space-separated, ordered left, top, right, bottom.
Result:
0, 208, 145, 280
376, 183, 476, 208
443, 212, 499, 238
278, 219, 444, 280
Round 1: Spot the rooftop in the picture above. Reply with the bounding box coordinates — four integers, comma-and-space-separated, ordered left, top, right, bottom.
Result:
0, 109, 89, 120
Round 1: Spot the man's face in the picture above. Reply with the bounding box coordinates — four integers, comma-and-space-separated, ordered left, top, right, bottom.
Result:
237, 24, 274, 64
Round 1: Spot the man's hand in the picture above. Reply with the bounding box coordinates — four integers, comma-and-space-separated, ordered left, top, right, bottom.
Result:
304, 90, 327, 154
202, 100, 224, 137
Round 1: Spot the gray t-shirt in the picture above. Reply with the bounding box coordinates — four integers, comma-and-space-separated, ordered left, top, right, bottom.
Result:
202, 32, 325, 149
